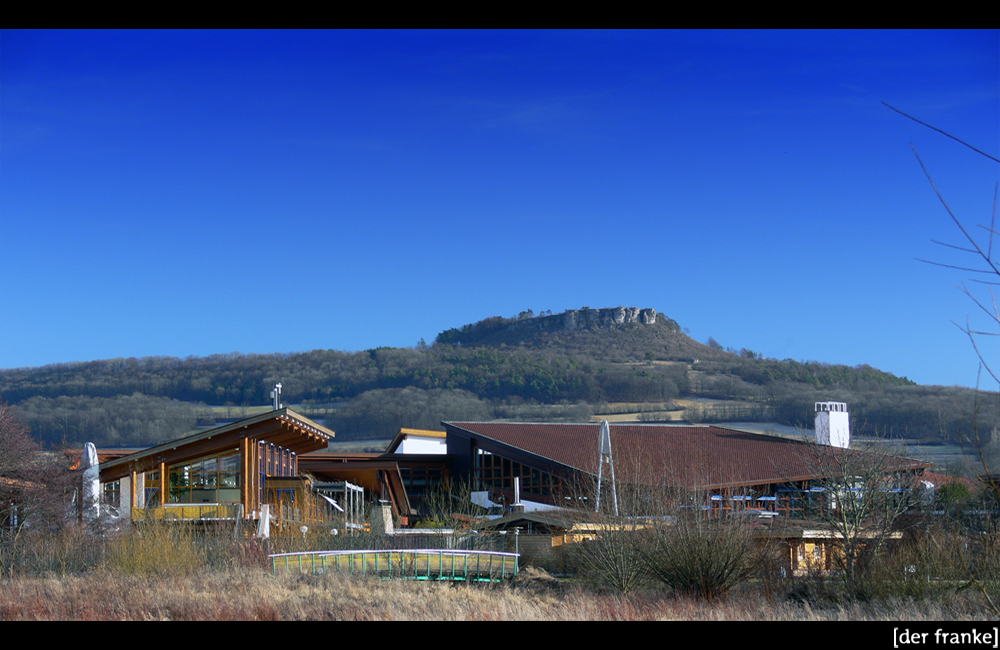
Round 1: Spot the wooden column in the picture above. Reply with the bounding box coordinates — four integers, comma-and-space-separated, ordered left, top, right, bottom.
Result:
242, 438, 250, 517
242, 438, 257, 518
159, 461, 166, 507
130, 469, 137, 519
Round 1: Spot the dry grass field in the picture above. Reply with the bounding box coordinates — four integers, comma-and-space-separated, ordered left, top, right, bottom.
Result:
0, 565, 993, 621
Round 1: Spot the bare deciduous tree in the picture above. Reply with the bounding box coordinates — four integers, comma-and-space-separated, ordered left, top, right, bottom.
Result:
888, 101, 1000, 610
1, 401, 77, 576
0, 402, 40, 486
799, 438, 918, 597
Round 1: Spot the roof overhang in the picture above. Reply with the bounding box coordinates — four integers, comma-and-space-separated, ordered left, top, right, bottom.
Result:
98, 408, 333, 483
386, 427, 447, 453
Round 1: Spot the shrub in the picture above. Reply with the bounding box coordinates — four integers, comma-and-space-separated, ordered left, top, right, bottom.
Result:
105, 522, 206, 576
575, 519, 650, 594
638, 515, 759, 601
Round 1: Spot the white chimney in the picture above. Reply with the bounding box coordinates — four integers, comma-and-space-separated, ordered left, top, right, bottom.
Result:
511, 476, 525, 513
815, 402, 850, 448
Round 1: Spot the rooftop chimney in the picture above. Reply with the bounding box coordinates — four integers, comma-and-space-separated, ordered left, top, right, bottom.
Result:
510, 476, 525, 513
815, 401, 850, 448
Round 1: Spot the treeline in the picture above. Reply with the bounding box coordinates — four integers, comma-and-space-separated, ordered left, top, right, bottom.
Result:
324, 388, 490, 440
13, 394, 205, 448
765, 383, 992, 443
0, 311, 988, 448
0, 351, 375, 405
0, 346, 690, 413
436, 315, 517, 346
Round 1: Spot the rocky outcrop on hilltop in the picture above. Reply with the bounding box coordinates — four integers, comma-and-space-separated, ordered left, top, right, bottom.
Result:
562, 307, 659, 329
436, 307, 679, 347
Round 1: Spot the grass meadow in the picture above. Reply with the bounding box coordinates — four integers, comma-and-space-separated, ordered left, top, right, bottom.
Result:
1, 567, 991, 621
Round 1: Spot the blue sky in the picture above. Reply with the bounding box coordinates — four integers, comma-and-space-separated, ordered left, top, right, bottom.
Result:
2, 30, 998, 388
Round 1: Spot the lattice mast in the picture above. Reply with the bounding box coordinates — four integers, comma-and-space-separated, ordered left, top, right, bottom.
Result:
595, 420, 619, 515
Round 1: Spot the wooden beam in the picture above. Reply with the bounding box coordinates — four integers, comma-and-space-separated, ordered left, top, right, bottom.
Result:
242, 438, 253, 518
158, 461, 166, 507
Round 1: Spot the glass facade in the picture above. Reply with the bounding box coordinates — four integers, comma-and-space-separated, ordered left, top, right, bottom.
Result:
259, 442, 297, 505
168, 450, 242, 504
125, 443, 300, 508
475, 448, 563, 499
399, 463, 445, 497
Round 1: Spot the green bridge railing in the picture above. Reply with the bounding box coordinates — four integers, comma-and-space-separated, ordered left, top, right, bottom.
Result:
269, 549, 519, 582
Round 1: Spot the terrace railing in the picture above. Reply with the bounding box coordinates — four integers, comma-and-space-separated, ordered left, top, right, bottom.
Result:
134, 503, 242, 521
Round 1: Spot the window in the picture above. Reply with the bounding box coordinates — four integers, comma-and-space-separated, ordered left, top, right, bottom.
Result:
102, 480, 120, 506
475, 449, 562, 499
168, 450, 241, 503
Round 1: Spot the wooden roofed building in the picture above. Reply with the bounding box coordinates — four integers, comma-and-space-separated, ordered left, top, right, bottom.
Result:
85, 421, 454, 532
97, 408, 335, 531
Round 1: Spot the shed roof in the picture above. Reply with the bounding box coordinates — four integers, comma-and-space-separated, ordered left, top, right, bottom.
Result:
443, 421, 930, 491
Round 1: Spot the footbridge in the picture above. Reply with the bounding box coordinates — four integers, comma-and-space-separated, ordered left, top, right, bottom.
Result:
270, 549, 519, 582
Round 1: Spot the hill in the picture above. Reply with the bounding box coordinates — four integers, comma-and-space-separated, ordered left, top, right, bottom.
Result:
436, 307, 719, 362
0, 307, 989, 451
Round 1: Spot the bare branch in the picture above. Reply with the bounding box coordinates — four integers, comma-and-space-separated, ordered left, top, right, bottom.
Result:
955, 318, 1000, 386
991, 182, 999, 261
918, 258, 998, 274
932, 239, 981, 254
913, 145, 1000, 279
883, 102, 1000, 163
957, 283, 1000, 325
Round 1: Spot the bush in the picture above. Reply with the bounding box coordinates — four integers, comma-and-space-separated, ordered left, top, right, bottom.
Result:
638, 515, 759, 601
106, 522, 207, 576
575, 519, 650, 594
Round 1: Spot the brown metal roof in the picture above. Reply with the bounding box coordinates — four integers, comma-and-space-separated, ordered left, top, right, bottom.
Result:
444, 422, 930, 491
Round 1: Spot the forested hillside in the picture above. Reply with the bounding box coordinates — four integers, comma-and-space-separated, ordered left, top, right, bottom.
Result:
0, 307, 989, 448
